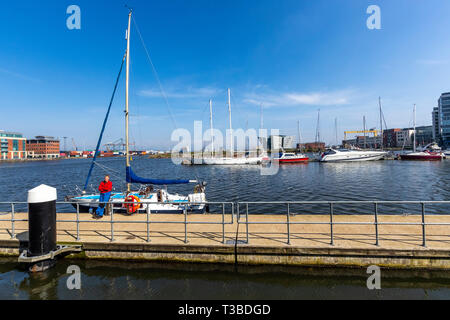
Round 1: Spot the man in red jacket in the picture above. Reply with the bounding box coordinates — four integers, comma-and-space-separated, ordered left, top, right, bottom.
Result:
95, 175, 112, 218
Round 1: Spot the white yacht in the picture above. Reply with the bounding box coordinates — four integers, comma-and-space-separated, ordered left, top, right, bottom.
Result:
319, 148, 387, 162
67, 10, 207, 214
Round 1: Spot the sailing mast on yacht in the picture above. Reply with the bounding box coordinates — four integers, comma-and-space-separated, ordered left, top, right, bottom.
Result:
68, 9, 208, 213
399, 104, 443, 160
379, 97, 383, 150
227, 88, 233, 157
125, 11, 131, 192
209, 99, 214, 156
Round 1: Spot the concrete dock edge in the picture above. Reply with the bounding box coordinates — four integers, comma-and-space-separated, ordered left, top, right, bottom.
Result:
2, 239, 450, 270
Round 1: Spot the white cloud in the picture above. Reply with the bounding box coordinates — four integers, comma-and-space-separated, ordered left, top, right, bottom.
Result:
139, 86, 221, 99
243, 89, 355, 107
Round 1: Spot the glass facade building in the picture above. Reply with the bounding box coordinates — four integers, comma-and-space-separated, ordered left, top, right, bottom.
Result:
439, 92, 450, 147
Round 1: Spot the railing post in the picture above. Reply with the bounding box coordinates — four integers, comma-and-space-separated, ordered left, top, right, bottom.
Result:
11, 203, 15, 239
76, 203, 80, 241
231, 202, 234, 224
184, 207, 188, 244
421, 202, 426, 247
287, 203, 291, 245
147, 208, 151, 243
329, 202, 334, 246
110, 204, 114, 242
222, 203, 225, 244
374, 202, 379, 246
246, 203, 249, 244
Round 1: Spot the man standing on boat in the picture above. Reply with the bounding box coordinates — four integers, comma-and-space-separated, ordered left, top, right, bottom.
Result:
94, 175, 112, 218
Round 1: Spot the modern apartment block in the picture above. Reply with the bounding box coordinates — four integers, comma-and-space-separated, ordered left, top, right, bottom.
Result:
432, 106, 440, 143
0, 130, 27, 160
26, 136, 60, 159
438, 92, 450, 147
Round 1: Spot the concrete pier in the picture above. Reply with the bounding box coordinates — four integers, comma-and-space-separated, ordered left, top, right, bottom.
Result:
1, 212, 450, 269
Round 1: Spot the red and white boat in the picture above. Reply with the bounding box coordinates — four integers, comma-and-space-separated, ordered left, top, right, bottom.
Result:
400, 104, 444, 161
399, 151, 443, 161
273, 152, 309, 163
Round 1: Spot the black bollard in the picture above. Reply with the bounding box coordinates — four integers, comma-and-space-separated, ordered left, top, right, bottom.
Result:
27, 184, 57, 272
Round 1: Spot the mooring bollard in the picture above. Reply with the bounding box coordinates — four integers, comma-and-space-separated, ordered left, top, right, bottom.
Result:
26, 184, 57, 272
28, 184, 57, 257
18, 184, 82, 272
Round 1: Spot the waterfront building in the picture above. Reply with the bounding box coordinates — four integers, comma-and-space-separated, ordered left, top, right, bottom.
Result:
0, 130, 27, 160
438, 92, 450, 147
342, 136, 382, 149
26, 136, 60, 159
267, 135, 294, 150
432, 106, 441, 143
415, 125, 433, 147
383, 129, 401, 148
395, 129, 414, 148
297, 142, 326, 152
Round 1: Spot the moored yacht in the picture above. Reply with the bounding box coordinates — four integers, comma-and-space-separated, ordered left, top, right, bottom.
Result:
273, 152, 309, 163
319, 148, 387, 162
66, 10, 207, 214
400, 105, 444, 161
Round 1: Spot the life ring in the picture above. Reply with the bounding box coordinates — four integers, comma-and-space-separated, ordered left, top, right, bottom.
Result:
124, 195, 141, 214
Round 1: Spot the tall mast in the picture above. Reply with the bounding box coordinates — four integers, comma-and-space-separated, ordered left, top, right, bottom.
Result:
297, 120, 301, 146
379, 97, 383, 150
209, 99, 214, 155
125, 10, 132, 191
228, 88, 233, 156
363, 116, 367, 149
315, 109, 320, 143
413, 104, 416, 152
260, 103, 263, 130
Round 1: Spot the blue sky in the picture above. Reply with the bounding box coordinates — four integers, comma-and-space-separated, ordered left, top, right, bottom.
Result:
1, 0, 450, 149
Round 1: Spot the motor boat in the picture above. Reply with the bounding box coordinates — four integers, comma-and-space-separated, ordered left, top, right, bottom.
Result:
319, 148, 387, 162
399, 151, 444, 161
272, 152, 309, 163
399, 105, 444, 161
417, 142, 441, 152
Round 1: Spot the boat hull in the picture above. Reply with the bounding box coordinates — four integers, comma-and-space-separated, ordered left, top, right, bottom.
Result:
320, 154, 386, 162
275, 157, 309, 163
71, 203, 207, 214
192, 157, 264, 165
66, 191, 207, 214
399, 154, 443, 161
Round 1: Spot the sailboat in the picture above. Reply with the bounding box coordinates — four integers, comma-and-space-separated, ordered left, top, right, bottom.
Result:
400, 105, 444, 161
67, 10, 207, 214
191, 88, 266, 165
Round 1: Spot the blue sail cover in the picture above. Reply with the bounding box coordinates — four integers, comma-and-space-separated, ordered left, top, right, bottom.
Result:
126, 166, 191, 185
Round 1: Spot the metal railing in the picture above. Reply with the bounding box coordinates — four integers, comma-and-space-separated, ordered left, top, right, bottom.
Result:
0, 201, 234, 244
2, 200, 450, 247
237, 201, 450, 247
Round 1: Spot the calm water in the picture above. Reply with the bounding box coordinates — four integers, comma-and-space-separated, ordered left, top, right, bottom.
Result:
1, 157, 450, 299
1, 258, 450, 300
1, 156, 450, 213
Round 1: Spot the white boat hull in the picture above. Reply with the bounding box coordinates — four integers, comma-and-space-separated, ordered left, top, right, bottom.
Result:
67, 191, 207, 214
320, 149, 387, 162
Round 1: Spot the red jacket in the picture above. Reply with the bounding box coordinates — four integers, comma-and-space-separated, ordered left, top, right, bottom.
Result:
98, 180, 112, 193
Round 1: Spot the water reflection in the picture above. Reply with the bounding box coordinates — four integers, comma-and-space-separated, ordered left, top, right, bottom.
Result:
1, 258, 450, 299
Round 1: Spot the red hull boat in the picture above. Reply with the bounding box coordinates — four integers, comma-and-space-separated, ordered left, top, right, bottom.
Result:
273, 152, 309, 163
399, 152, 443, 161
